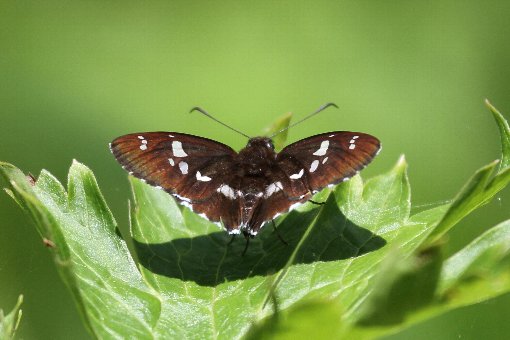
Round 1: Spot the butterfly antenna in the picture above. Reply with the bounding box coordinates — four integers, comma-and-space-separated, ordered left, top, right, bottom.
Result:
269, 102, 339, 138
190, 107, 251, 139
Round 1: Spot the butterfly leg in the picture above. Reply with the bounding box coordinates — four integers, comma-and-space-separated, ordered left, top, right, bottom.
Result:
241, 237, 250, 256
227, 234, 237, 246
272, 220, 288, 245
308, 199, 325, 205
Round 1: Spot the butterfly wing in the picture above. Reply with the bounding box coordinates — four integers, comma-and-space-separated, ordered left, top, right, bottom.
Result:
277, 131, 381, 193
245, 132, 380, 235
110, 132, 243, 232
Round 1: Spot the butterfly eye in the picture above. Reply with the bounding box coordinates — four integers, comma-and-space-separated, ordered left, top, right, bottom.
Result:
266, 140, 274, 150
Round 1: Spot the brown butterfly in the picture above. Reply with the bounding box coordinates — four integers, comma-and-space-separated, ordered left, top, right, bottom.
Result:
110, 104, 380, 239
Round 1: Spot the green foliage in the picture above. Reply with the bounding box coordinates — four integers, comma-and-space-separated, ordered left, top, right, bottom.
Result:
263, 111, 293, 151
0, 295, 23, 340
0, 102, 509, 339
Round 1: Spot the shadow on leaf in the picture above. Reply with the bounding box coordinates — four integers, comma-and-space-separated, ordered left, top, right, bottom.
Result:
133, 197, 386, 287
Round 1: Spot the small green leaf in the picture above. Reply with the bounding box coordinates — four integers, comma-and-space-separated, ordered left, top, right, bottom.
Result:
439, 219, 510, 300
486, 99, 510, 170
263, 111, 292, 151
425, 102, 510, 244
0, 295, 23, 340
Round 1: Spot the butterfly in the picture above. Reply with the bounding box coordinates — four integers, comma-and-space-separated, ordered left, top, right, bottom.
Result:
110, 104, 381, 239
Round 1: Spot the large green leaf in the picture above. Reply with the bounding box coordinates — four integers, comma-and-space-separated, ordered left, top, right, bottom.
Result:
0, 295, 23, 340
0, 161, 160, 338
0, 101, 509, 339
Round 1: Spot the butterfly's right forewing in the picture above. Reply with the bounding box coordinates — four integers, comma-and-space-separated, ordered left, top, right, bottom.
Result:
110, 132, 244, 232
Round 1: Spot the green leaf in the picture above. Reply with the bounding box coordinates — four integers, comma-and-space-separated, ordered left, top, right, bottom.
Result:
356, 246, 443, 326
0, 295, 23, 340
438, 219, 510, 303
425, 101, 510, 244
263, 217, 510, 339
245, 300, 345, 340
127, 155, 414, 338
1, 101, 509, 339
0, 161, 160, 339
263, 111, 292, 151
486, 99, 510, 170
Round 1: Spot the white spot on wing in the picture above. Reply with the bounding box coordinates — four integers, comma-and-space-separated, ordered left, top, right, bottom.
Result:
271, 213, 282, 220
196, 171, 212, 182
376, 145, 382, 155
217, 184, 236, 199
322, 157, 328, 164
289, 169, 304, 180
168, 134, 174, 137
329, 134, 335, 137
348, 135, 359, 150
229, 228, 241, 235
180, 200, 193, 210
212, 221, 223, 229
139, 136, 148, 150
172, 141, 188, 157
265, 181, 283, 198
178, 161, 188, 174
174, 193, 191, 202
309, 159, 319, 173
288, 201, 303, 212
168, 158, 175, 166
313, 140, 329, 156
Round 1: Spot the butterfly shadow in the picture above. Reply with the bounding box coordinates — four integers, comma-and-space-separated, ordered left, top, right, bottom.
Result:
133, 195, 386, 287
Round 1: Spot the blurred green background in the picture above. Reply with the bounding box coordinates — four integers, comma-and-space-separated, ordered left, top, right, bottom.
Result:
1, 1, 509, 338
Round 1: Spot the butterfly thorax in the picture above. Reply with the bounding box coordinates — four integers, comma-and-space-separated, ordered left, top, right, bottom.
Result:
237, 137, 277, 177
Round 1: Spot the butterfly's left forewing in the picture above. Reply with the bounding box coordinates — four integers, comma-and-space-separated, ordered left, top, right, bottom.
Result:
110, 132, 244, 232
277, 131, 381, 193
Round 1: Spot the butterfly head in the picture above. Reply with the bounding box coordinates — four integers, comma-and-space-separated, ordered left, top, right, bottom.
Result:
239, 137, 277, 175
246, 137, 274, 151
